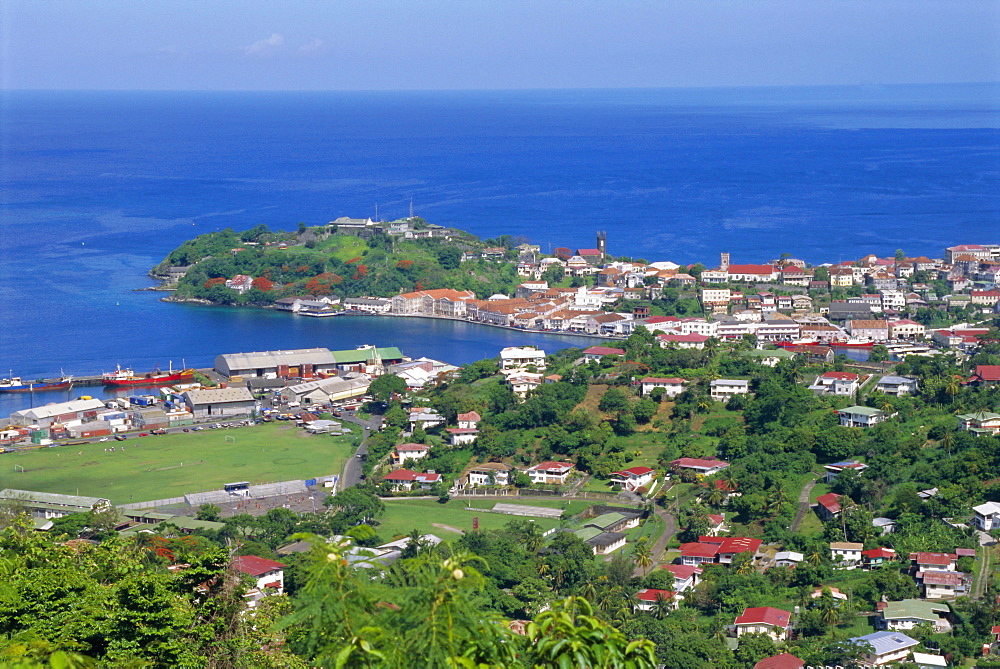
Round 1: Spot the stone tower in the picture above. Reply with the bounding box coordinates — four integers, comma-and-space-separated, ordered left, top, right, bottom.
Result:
720, 252, 730, 271
597, 231, 607, 261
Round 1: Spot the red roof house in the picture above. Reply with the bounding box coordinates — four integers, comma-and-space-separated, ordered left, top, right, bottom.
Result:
734, 606, 792, 640
753, 653, 805, 669
815, 492, 842, 520
634, 588, 678, 611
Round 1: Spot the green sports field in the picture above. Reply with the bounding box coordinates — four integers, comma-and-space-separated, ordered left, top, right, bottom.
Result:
0, 423, 359, 505
377, 498, 591, 542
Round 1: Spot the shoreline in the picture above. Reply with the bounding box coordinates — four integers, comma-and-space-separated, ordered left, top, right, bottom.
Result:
161, 295, 619, 341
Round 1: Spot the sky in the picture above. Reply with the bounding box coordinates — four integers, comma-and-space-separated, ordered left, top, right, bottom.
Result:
3, 0, 999, 90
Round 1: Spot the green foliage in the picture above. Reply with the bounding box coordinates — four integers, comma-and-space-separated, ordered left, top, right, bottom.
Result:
369, 374, 408, 401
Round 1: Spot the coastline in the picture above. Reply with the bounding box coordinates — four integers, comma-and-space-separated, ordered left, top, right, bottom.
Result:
160, 295, 619, 341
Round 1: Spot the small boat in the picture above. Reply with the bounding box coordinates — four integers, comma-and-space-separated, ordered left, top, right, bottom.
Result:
0, 375, 74, 393
102, 364, 195, 387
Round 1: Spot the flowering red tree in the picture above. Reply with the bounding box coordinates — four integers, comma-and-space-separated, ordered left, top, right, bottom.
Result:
346, 256, 362, 264
396, 260, 414, 269
295, 265, 312, 274
352, 265, 368, 280
203, 277, 227, 289
553, 247, 573, 260
251, 277, 274, 292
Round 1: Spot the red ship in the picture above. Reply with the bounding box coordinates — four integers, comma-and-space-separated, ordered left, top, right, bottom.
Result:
102, 364, 195, 387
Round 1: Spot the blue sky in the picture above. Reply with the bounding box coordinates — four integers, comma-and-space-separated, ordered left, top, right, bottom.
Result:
4, 0, 999, 90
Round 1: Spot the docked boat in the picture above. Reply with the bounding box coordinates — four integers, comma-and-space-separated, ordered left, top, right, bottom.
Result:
102, 364, 195, 387
0, 375, 73, 393
828, 338, 876, 349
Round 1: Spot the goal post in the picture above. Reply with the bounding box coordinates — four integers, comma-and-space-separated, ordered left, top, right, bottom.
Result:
224, 436, 236, 444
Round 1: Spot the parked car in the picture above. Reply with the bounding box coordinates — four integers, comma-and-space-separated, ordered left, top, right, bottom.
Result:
114, 435, 127, 441
98, 437, 110, 442
139, 432, 149, 437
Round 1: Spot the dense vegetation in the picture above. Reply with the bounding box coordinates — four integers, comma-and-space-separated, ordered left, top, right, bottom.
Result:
6, 323, 1000, 667
154, 221, 525, 305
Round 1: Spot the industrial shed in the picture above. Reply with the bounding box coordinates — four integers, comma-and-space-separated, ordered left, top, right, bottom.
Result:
214, 348, 336, 379
182, 387, 256, 418
279, 375, 370, 405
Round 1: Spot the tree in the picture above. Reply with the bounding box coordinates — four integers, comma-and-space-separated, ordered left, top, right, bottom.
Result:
633, 538, 654, 576
599, 387, 630, 414
196, 503, 222, 522
436, 246, 462, 270
322, 485, 385, 527
733, 633, 777, 667
633, 398, 657, 424
368, 374, 408, 401
527, 597, 656, 668
869, 344, 889, 363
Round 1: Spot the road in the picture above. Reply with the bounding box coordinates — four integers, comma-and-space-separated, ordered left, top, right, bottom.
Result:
633, 505, 678, 577
338, 411, 384, 490
790, 478, 819, 532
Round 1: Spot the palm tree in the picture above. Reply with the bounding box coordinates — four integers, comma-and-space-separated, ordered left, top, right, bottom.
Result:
940, 430, 955, 455
736, 557, 755, 575
807, 551, 822, 567
653, 593, 673, 619
579, 579, 598, 604
537, 561, 550, 579
706, 485, 727, 508
633, 538, 654, 576
945, 375, 961, 404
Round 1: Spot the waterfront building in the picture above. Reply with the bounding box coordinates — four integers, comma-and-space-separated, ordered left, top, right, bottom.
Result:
214, 348, 337, 379
182, 388, 256, 418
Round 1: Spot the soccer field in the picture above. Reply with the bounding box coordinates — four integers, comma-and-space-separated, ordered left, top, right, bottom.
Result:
0, 423, 359, 505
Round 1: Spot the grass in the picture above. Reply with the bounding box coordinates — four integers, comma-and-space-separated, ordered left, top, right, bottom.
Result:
377, 498, 578, 541
2, 423, 360, 505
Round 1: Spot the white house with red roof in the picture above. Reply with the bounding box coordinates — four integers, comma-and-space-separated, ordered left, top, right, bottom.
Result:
640, 377, 686, 397
733, 606, 792, 641
706, 513, 727, 536
824, 460, 869, 482
233, 555, 286, 606
670, 457, 729, 476
658, 564, 703, 591
522, 461, 574, 485
727, 264, 779, 282
657, 332, 709, 349
465, 462, 514, 487
445, 427, 479, 446
581, 345, 625, 362
679, 541, 720, 566
634, 588, 679, 612
911, 552, 957, 572
680, 536, 762, 566
456, 411, 481, 429
392, 443, 431, 466
920, 570, 971, 600
225, 274, 255, 294
609, 466, 656, 492
382, 468, 442, 491
809, 371, 860, 396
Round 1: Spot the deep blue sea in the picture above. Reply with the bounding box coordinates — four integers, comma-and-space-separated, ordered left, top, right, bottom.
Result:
1, 84, 998, 415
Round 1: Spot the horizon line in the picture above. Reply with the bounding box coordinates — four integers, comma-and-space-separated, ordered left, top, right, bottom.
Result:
4, 81, 1000, 95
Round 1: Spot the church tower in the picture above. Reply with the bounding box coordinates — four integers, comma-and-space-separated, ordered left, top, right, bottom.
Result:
720, 252, 730, 271
597, 231, 607, 261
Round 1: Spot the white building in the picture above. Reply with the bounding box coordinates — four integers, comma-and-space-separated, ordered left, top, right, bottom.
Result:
710, 379, 750, 401
522, 461, 574, 485
640, 377, 686, 397
973, 501, 1000, 531
499, 347, 546, 371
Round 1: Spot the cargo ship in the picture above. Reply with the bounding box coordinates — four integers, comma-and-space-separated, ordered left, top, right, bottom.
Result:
0, 375, 74, 393
102, 364, 195, 387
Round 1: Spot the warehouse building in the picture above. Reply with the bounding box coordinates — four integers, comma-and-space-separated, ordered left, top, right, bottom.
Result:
0, 488, 111, 521
214, 348, 336, 379
279, 375, 370, 405
9, 398, 107, 429
182, 388, 257, 418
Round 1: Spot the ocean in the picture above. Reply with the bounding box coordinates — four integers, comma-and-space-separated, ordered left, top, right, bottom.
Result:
1, 84, 998, 414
